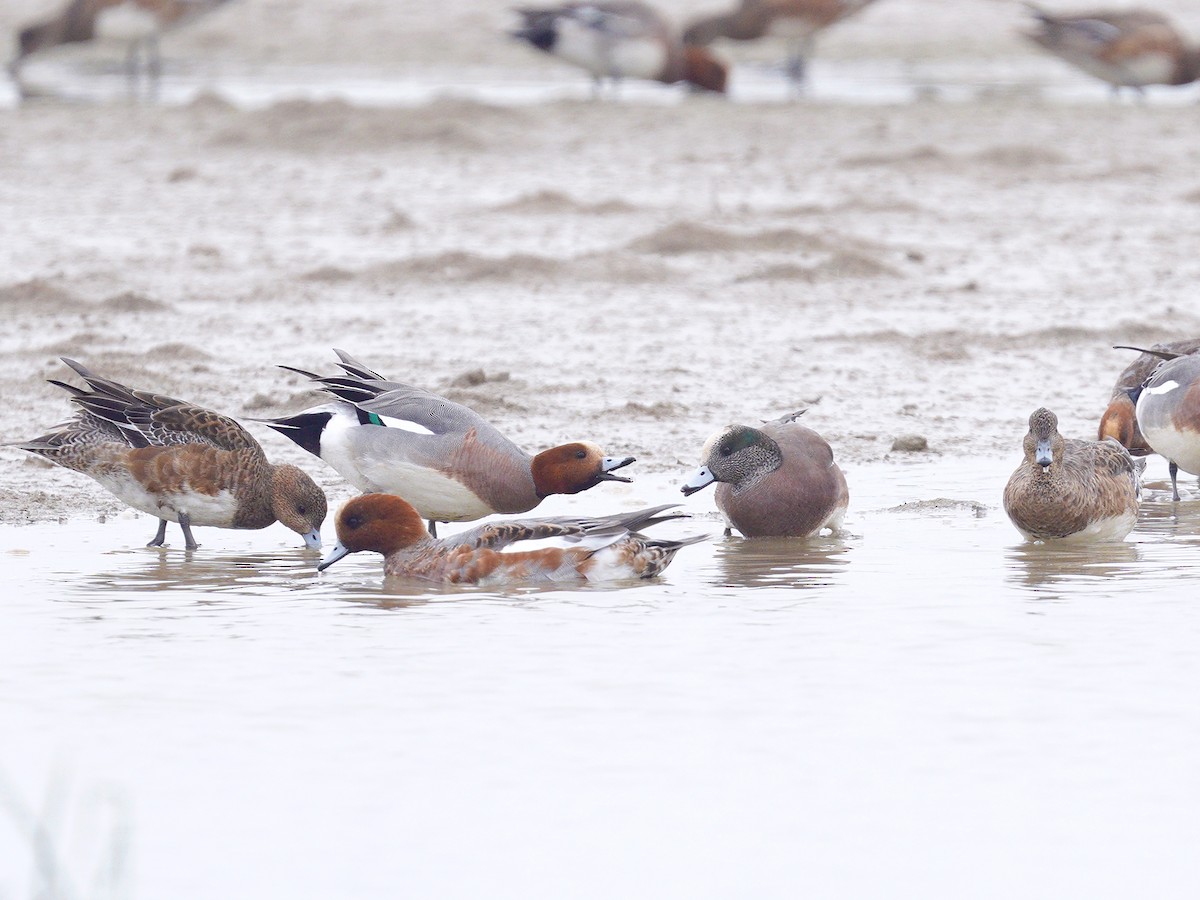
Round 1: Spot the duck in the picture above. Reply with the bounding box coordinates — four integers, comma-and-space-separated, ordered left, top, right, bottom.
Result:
1003, 407, 1141, 542
14, 358, 327, 550
511, 2, 728, 95
1022, 5, 1200, 96
680, 410, 848, 537
263, 350, 636, 535
317, 494, 704, 585
1098, 339, 1200, 457
9, 0, 234, 99
682, 0, 879, 89
1134, 351, 1200, 501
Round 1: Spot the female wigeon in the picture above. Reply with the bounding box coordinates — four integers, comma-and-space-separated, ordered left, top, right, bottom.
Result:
683, 0, 879, 88
1098, 339, 1200, 457
511, 2, 728, 94
264, 350, 636, 535
1135, 352, 1200, 501
317, 494, 704, 585
1003, 408, 1141, 542
10, 0, 234, 98
1023, 5, 1200, 95
16, 358, 327, 550
680, 411, 849, 538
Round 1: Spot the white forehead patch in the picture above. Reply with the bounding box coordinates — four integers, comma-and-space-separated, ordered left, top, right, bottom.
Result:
1147, 380, 1180, 396
699, 426, 734, 461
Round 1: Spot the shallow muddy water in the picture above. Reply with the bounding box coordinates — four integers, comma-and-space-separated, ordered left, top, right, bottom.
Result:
4, 460, 1200, 898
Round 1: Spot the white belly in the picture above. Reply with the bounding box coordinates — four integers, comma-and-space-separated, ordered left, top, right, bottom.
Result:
1141, 420, 1200, 475
93, 470, 239, 526
554, 20, 667, 79
355, 456, 493, 522
95, 3, 161, 42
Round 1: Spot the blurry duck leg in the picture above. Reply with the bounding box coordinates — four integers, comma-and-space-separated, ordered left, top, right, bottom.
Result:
1170, 461, 1181, 501
785, 35, 814, 97
178, 512, 200, 550
427, 519, 438, 537
147, 518, 168, 547
146, 34, 162, 101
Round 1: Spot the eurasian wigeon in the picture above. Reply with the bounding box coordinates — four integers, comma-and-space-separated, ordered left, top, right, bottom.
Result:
511, 2, 728, 95
1134, 351, 1200, 501
9, 0, 234, 98
1023, 5, 1200, 96
683, 0, 879, 88
264, 350, 636, 535
1003, 407, 1141, 542
16, 358, 327, 550
680, 411, 849, 538
1098, 339, 1200, 457
317, 494, 704, 585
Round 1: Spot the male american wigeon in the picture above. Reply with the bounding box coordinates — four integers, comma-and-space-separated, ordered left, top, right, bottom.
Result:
683, 0, 879, 89
317, 494, 704, 585
1134, 352, 1200, 501
264, 350, 636, 535
1003, 407, 1141, 542
511, 1, 728, 95
680, 411, 848, 538
16, 358, 327, 550
10, 0, 233, 98
1022, 5, 1200, 96
1098, 339, 1200, 457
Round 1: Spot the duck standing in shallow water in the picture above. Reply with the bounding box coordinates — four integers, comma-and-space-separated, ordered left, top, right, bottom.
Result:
318, 494, 704, 585
1098, 339, 1200, 456
1022, 5, 1200, 96
511, 2, 728, 94
16, 358, 327, 550
680, 411, 848, 538
264, 350, 636, 535
1135, 352, 1200, 501
1003, 408, 1141, 543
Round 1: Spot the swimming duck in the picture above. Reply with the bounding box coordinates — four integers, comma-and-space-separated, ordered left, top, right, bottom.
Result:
1135, 351, 1200, 501
511, 2, 728, 94
264, 350, 636, 534
16, 358, 327, 550
1098, 339, 1200, 457
680, 410, 848, 537
1003, 407, 1141, 542
10, 0, 235, 99
1022, 5, 1200, 95
318, 494, 704, 584
683, 0, 879, 89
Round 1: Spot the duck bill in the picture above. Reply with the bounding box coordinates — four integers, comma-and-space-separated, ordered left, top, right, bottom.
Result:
1035, 439, 1053, 469
681, 466, 715, 496
317, 541, 352, 571
598, 455, 635, 483
302, 528, 323, 551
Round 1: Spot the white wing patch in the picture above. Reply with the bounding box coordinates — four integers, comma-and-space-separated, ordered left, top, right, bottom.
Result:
371, 414, 436, 436
1147, 380, 1180, 395
498, 531, 625, 554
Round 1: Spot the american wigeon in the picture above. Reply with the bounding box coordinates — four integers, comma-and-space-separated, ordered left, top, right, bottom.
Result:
9, 0, 233, 98
680, 411, 849, 538
1098, 339, 1200, 457
1003, 407, 1141, 542
318, 494, 704, 584
15, 358, 327, 550
264, 350, 636, 535
1022, 5, 1200, 95
1135, 352, 1200, 501
682, 0, 879, 89
511, 2, 728, 94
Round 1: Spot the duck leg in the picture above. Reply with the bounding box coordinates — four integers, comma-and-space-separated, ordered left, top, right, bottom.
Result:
179, 512, 200, 550
146, 34, 162, 101
1170, 461, 1181, 501
427, 519, 438, 538
147, 518, 168, 547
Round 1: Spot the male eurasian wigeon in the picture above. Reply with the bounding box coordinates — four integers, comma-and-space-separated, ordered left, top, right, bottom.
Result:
1098, 339, 1200, 457
16, 358, 326, 550
1134, 352, 1200, 501
1003, 408, 1141, 542
317, 494, 704, 585
683, 0, 879, 88
511, 2, 728, 94
680, 411, 849, 538
9, 0, 234, 98
264, 350, 636, 535
1022, 5, 1200, 95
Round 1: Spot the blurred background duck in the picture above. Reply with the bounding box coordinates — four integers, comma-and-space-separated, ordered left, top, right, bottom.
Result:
511, 1, 728, 95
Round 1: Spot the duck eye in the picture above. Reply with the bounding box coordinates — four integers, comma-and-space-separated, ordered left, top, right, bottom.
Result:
575, 449, 587, 460
297, 505, 307, 516
347, 515, 362, 529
